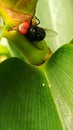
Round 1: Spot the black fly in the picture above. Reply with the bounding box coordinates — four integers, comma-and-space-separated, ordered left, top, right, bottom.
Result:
26, 17, 57, 42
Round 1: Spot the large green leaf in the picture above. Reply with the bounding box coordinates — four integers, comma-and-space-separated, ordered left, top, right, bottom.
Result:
43, 44, 73, 129
0, 58, 62, 130
0, 0, 73, 129
0, 43, 73, 129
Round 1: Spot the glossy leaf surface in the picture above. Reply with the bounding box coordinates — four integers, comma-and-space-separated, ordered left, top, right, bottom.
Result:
0, 44, 73, 129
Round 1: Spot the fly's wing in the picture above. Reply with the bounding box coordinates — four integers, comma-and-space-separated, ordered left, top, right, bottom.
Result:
45, 29, 57, 38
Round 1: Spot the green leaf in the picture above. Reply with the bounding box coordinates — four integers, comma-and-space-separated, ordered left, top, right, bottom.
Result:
0, 43, 73, 129
0, 57, 62, 130
43, 44, 73, 129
